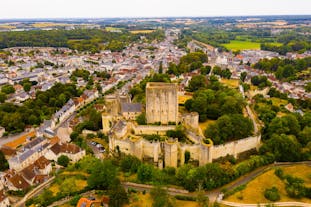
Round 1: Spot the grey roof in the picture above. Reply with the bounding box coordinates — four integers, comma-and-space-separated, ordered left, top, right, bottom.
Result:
121, 103, 142, 113
17, 149, 35, 163
23, 137, 45, 150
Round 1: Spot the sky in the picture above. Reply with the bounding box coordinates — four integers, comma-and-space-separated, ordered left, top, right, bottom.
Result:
1, 0, 311, 19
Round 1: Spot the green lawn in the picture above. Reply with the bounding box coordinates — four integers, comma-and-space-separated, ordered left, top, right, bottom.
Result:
222, 40, 261, 51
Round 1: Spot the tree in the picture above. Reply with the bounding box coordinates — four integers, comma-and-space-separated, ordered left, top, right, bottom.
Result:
137, 164, 154, 183
87, 160, 117, 190
136, 113, 147, 125
264, 187, 280, 201
196, 185, 209, 207
0, 150, 9, 171
150, 186, 175, 207
57, 155, 70, 167
23, 82, 32, 92
188, 75, 207, 92
260, 134, 301, 162
120, 155, 142, 173
240, 72, 247, 82
1, 84, 15, 94
267, 114, 300, 137
60, 177, 77, 195
0, 92, 6, 103
109, 179, 129, 207
201, 66, 211, 75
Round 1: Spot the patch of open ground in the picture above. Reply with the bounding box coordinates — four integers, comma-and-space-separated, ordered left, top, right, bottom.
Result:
130, 30, 155, 34
220, 79, 239, 88
178, 95, 193, 105
271, 97, 288, 107
199, 119, 216, 132
221, 40, 261, 51
126, 192, 198, 207
225, 165, 311, 204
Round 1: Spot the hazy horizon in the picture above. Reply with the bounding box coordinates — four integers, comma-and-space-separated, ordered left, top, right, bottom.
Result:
1, 0, 311, 19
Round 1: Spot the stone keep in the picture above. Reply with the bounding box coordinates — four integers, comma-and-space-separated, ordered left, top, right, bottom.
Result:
146, 82, 178, 124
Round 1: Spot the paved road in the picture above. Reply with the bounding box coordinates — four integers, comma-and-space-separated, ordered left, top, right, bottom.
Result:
220, 201, 311, 207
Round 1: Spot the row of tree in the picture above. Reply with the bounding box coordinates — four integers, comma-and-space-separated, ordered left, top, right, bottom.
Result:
253, 57, 311, 81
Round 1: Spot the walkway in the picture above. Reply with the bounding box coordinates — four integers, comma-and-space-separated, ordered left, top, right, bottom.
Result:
220, 201, 310, 207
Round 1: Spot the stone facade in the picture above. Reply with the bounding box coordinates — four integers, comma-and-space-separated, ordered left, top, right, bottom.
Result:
109, 134, 261, 168
146, 82, 178, 125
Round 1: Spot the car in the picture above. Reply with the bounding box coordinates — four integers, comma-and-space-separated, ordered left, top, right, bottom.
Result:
91, 141, 97, 146
96, 143, 103, 148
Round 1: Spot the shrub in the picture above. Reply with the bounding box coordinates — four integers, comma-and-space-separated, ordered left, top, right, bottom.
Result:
175, 195, 196, 201
264, 187, 280, 201
274, 168, 284, 179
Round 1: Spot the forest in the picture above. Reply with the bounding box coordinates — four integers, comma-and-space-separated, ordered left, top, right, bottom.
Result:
0, 29, 165, 53
0, 83, 81, 133
253, 57, 311, 81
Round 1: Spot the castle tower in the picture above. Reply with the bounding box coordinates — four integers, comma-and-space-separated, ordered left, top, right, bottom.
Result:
146, 82, 178, 125
164, 139, 178, 168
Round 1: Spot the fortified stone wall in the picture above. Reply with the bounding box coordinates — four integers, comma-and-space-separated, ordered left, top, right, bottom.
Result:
211, 135, 261, 159
109, 132, 261, 168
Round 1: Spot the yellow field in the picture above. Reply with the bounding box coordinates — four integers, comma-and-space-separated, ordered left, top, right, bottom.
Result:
126, 192, 198, 207
199, 119, 216, 132
220, 79, 239, 88
271, 97, 288, 107
32, 22, 69, 28
61, 171, 89, 177
130, 30, 155, 34
105, 27, 122, 31
283, 165, 311, 188
49, 183, 60, 195
178, 95, 193, 104
226, 165, 311, 204
0, 24, 16, 29
48, 178, 87, 196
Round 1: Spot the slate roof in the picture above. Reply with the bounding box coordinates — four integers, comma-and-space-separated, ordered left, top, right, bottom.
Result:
121, 103, 142, 113
23, 137, 45, 150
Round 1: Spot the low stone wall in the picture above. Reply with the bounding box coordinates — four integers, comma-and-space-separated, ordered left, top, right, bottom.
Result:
133, 125, 175, 135
212, 135, 261, 160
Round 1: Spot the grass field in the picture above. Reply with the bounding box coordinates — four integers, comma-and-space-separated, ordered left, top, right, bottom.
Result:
221, 40, 261, 51
178, 95, 193, 104
271, 97, 288, 107
105, 27, 122, 32
126, 192, 198, 207
225, 165, 311, 204
130, 30, 155, 34
220, 79, 239, 88
32, 22, 69, 28
199, 119, 216, 132
0, 24, 16, 29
